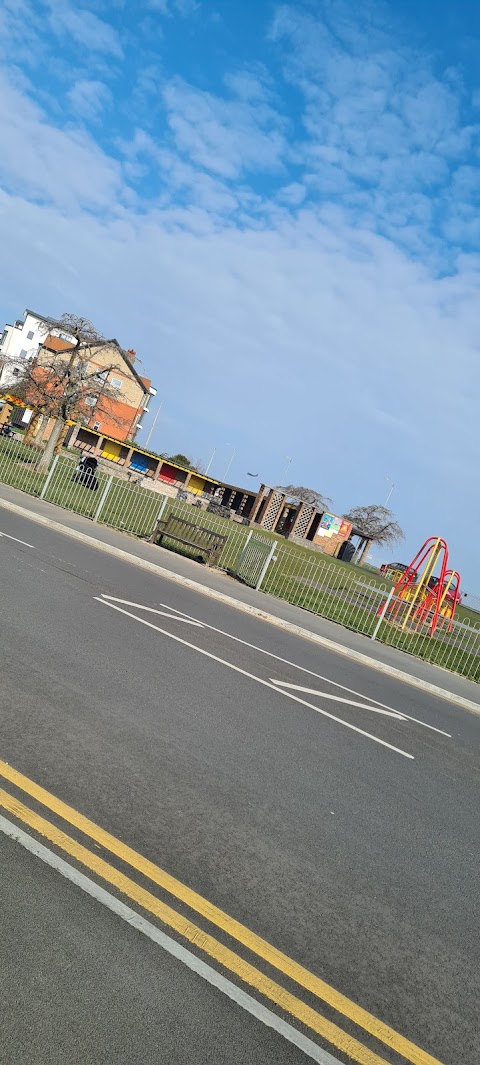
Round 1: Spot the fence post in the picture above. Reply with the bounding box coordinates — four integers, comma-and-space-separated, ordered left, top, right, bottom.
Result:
94, 475, 113, 522
234, 529, 253, 575
39, 454, 59, 500
155, 495, 168, 524
256, 540, 277, 591
370, 586, 394, 641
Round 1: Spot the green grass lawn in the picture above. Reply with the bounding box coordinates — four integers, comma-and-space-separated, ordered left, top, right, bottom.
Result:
376, 620, 480, 680
0, 438, 46, 495
1, 438, 478, 681
43, 460, 163, 532
99, 480, 162, 536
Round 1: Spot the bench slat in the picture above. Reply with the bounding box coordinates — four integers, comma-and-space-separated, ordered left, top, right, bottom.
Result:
150, 513, 227, 565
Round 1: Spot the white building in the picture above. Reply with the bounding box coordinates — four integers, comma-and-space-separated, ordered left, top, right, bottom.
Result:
0, 307, 157, 442
0, 309, 53, 388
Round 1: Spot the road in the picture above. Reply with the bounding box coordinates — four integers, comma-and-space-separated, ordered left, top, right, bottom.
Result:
0, 507, 479, 1065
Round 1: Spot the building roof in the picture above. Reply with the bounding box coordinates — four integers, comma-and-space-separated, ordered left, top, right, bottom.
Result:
43, 334, 76, 353
38, 335, 150, 395
24, 309, 56, 325
84, 339, 149, 393
25, 311, 153, 394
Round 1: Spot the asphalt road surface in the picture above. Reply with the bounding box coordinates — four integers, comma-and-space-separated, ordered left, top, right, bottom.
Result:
0, 508, 479, 1065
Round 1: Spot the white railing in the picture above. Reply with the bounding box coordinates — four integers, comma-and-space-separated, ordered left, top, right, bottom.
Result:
0, 435, 45, 495
260, 543, 388, 636
234, 533, 277, 589
376, 591, 480, 679
0, 435, 479, 680
257, 546, 480, 680
40, 454, 167, 537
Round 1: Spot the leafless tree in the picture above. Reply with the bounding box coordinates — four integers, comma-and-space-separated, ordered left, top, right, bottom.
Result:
343, 504, 404, 564
275, 484, 333, 512
0, 314, 125, 471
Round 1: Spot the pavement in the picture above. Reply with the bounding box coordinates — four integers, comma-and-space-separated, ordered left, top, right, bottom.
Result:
0, 503, 479, 1065
0, 481, 478, 712
1, 833, 313, 1065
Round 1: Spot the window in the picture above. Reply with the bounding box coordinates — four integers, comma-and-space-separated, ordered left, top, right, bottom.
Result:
19, 349, 27, 358
93, 422, 101, 431
85, 396, 97, 407
110, 376, 122, 390
12, 367, 20, 376
27, 331, 34, 340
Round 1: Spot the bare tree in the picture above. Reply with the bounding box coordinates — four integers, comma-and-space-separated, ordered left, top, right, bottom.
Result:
275, 484, 333, 512
0, 314, 125, 471
343, 504, 404, 564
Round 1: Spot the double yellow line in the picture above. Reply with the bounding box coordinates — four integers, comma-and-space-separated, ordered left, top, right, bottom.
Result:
0, 759, 444, 1065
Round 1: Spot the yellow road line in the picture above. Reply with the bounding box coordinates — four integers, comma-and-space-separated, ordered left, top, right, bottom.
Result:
0, 787, 390, 1065
0, 760, 444, 1065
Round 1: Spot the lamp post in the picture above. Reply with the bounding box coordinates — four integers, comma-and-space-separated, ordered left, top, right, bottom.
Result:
205, 447, 216, 475
384, 477, 395, 508
223, 444, 236, 482
280, 456, 293, 484
144, 403, 162, 449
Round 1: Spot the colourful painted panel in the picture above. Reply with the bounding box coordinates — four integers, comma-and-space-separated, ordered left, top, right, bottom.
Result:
130, 452, 149, 472
102, 440, 122, 461
188, 473, 206, 495
158, 464, 177, 483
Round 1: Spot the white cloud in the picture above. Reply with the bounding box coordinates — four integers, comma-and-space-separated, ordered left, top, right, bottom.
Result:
224, 70, 273, 102
277, 182, 306, 206
271, 3, 480, 253
1, 0, 480, 581
0, 71, 124, 210
145, 0, 169, 10
145, 0, 199, 15
47, 1, 123, 56
67, 79, 113, 120
172, 0, 200, 14
2, 177, 479, 578
162, 78, 286, 179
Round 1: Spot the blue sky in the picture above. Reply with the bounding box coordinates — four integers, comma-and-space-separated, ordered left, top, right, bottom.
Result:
1, 0, 479, 582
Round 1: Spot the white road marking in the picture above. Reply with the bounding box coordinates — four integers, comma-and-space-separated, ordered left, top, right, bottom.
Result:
95, 597, 414, 759
156, 596, 451, 736
99, 599, 204, 627
270, 681, 407, 720
0, 814, 340, 1065
0, 530, 35, 549
102, 594, 451, 739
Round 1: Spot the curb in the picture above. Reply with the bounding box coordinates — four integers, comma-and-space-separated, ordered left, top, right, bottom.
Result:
1, 494, 479, 715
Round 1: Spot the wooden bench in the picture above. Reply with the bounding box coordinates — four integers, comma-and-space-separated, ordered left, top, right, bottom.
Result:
149, 514, 227, 567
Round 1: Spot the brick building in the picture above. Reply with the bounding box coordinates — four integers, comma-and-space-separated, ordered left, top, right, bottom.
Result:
0, 308, 156, 445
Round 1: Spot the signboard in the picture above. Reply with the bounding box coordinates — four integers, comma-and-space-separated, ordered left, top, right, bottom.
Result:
318, 514, 352, 538
1, 394, 25, 406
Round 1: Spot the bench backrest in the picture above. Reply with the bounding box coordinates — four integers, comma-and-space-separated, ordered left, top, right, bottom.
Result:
165, 514, 227, 549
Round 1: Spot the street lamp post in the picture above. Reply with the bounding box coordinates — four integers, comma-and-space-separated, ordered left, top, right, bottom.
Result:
280, 456, 293, 484
223, 444, 236, 482
144, 403, 162, 449
205, 447, 216, 476
384, 477, 395, 508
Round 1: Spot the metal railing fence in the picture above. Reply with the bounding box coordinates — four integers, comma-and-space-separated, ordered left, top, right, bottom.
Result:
0, 435, 478, 680
255, 544, 480, 680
